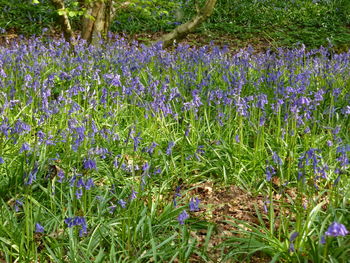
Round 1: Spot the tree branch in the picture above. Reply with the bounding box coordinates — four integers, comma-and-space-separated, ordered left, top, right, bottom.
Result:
51, 0, 74, 42
156, 0, 217, 48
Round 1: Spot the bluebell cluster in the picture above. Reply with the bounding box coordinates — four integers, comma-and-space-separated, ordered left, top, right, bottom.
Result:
0, 35, 349, 241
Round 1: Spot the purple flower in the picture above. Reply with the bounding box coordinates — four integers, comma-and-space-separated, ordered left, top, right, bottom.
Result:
133, 133, 142, 152
0, 156, 4, 164
256, 94, 268, 110
333, 175, 341, 186
166, 141, 175, 155
35, 223, 45, 233
75, 189, 83, 199
83, 159, 97, 170
304, 126, 310, 134
289, 242, 295, 252
24, 165, 38, 185
76, 178, 85, 188
272, 152, 283, 166
185, 126, 190, 137
65, 216, 87, 237
289, 232, 299, 242
108, 205, 117, 214
196, 145, 205, 155
325, 222, 349, 237
57, 169, 65, 183
265, 165, 276, 181
177, 210, 189, 225
130, 189, 138, 200
332, 126, 341, 135
84, 178, 94, 190
263, 199, 270, 213
11, 120, 31, 135
118, 199, 127, 208
142, 162, 150, 172
259, 116, 266, 126
343, 106, 350, 115
144, 142, 158, 155
189, 197, 200, 211
20, 142, 31, 153
153, 167, 162, 175
173, 186, 181, 207
235, 135, 240, 143
14, 199, 23, 212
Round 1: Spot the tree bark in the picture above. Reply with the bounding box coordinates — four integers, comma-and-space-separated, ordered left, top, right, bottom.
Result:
156, 0, 217, 48
51, 0, 74, 42
80, 0, 119, 45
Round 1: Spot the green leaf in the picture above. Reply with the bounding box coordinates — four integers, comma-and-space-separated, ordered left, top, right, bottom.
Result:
57, 9, 66, 16
32, 0, 40, 4
68, 11, 77, 17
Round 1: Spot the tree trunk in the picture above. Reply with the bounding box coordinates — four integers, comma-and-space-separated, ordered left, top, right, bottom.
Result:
51, 0, 74, 42
51, 0, 215, 48
156, 0, 217, 48
80, 0, 115, 45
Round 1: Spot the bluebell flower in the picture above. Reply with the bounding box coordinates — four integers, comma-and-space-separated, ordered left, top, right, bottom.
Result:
166, 141, 175, 155
196, 145, 205, 155
256, 94, 268, 110
133, 133, 142, 152
333, 175, 341, 186
289, 242, 295, 252
76, 178, 85, 188
20, 143, 31, 153
57, 169, 65, 183
0, 156, 4, 164
11, 120, 31, 135
108, 205, 117, 214
65, 216, 87, 237
144, 142, 158, 156
142, 162, 150, 172
83, 159, 96, 170
184, 127, 190, 137
332, 126, 341, 135
118, 199, 127, 208
24, 165, 38, 185
35, 223, 45, 233
189, 197, 200, 211
173, 186, 181, 207
289, 232, 299, 242
84, 178, 94, 190
235, 135, 240, 143
272, 152, 283, 166
325, 222, 349, 237
153, 167, 162, 175
178, 210, 189, 225
130, 189, 138, 200
72, 126, 86, 151
14, 199, 23, 212
75, 189, 83, 199
265, 165, 276, 182
343, 106, 350, 115
259, 116, 266, 126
